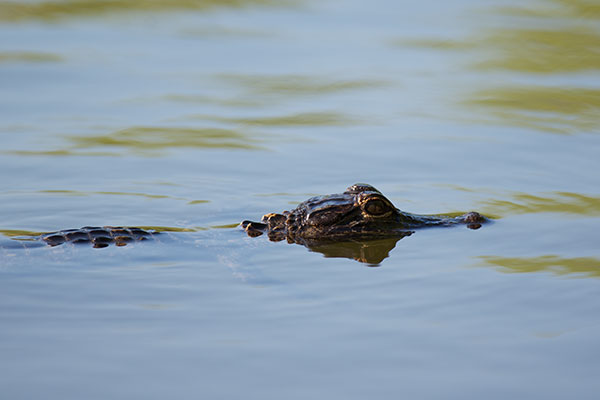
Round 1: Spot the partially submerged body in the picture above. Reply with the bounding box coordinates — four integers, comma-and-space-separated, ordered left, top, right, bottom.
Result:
5, 184, 487, 264
40, 226, 157, 248
241, 183, 486, 242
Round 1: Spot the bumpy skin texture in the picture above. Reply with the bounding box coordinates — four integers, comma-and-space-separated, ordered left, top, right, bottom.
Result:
40, 226, 156, 248
241, 183, 486, 243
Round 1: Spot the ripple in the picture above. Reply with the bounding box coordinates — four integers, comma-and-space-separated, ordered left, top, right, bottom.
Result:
219, 73, 385, 97
0, 0, 295, 22
482, 192, 600, 216
37, 189, 209, 203
466, 87, 600, 134
473, 28, 600, 73
0, 229, 42, 238
198, 111, 358, 127
0, 51, 63, 63
6, 125, 265, 157
498, 0, 600, 20
479, 255, 600, 278
394, 1, 600, 134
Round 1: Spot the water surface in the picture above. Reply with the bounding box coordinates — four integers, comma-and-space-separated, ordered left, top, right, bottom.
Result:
1, 0, 599, 399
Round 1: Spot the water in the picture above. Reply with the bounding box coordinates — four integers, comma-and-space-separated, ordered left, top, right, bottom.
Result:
1, 0, 599, 398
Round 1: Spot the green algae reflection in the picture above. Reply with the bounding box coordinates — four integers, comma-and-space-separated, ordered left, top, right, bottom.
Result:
219, 74, 384, 97
469, 4, 600, 134
68, 126, 263, 154
475, 27, 600, 74
7, 125, 270, 157
479, 255, 600, 278
0, 51, 62, 63
398, 1, 600, 134
199, 111, 357, 127
467, 87, 600, 134
166, 74, 383, 109
0, 0, 293, 22
482, 192, 600, 217
498, 0, 600, 20
38, 189, 200, 202
0, 229, 43, 238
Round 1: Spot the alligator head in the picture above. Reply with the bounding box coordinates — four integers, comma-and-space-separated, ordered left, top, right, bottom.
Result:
241, 183, 487, 264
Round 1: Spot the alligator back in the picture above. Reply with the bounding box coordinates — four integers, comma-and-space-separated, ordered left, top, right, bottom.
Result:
41, 226, 157, 248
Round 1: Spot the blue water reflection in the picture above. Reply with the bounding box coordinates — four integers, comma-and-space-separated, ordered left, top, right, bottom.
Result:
1, 0, 600, 399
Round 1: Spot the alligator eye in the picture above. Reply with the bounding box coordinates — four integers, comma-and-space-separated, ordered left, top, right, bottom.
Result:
364, 199, 390, 216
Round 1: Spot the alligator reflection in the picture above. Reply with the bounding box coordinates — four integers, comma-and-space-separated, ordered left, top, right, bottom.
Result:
295, 234, 412, 266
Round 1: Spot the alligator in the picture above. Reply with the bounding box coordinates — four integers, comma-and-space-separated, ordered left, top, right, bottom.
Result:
3, 184, 487, 264
238, 183, 487, 264
241, 183, 485, 239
